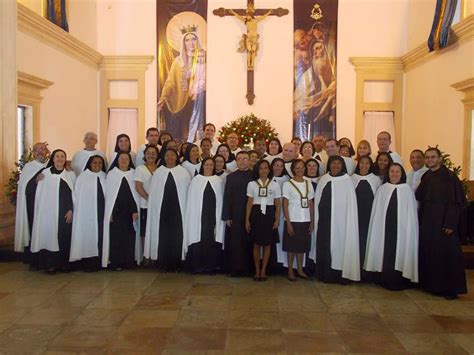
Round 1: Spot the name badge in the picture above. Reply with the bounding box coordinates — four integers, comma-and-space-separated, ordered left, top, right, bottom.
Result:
259, 187, 268, 197
301, 197, 309, 208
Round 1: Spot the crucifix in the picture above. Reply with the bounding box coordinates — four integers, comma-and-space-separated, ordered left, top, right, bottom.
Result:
213, 0, 289, 105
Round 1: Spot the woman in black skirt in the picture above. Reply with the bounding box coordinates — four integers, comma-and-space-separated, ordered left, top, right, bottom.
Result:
282, 159, 315, 281
245, 160, 281, 281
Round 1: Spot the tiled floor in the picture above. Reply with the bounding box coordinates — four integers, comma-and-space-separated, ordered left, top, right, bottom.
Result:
0, 262, 473, 354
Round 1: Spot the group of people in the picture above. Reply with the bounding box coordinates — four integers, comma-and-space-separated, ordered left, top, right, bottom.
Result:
14, 124, 468, 300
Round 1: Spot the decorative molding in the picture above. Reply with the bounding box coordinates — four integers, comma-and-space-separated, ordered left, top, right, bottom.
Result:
451, 77, 474, 93
402, 14, 474, 71
17, 71, 53, 144
350, 58, 404, 154
100, 56, 155, 71
17, 3, 102, 69
99, 55, 154, 150
349, 57, 404, 72
452, 77, 474, 179
17, 71, 53, 92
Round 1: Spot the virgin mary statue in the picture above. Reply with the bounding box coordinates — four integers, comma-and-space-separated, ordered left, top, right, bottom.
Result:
158, 12, 207, 143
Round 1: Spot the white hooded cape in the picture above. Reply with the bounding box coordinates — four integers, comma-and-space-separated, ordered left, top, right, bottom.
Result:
69, 169, 106, 261
181, 160, 201, 178
351, 173, 381, 195
183, 175, 225, 259
30, 168, 76, 253
309, 173, 360, 281
71, 150, 105, 176
144, 165, 191, 260
364, 183, 419, 282
14, 160, 47, 252
101, 167, 141, 267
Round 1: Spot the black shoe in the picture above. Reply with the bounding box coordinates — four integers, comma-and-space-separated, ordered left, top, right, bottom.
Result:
445, 294, 458, 300
288, 276, 297, 282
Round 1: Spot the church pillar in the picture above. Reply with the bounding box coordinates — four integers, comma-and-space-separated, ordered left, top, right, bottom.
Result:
0, 0, 17, 249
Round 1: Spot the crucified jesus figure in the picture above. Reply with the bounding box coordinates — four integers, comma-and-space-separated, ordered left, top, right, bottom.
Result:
229, 5, 272, 70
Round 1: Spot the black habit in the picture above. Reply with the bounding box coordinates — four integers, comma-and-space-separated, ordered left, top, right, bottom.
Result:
186, 182, 222, 273
109, 178, 137, 269
158, 173, 184, 271
416, 165, 468, 297
222, 169, 253, 276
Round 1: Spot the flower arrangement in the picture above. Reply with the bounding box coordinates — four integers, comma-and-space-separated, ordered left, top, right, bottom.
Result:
4, 149, 34, 206
217, 113, 278, 148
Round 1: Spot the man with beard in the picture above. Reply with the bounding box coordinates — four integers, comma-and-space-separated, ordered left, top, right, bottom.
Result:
294, 39, 336, 139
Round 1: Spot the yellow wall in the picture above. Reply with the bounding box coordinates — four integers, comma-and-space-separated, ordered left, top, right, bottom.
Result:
403, 41, 474, 170
96, 0, 410, 144
17, 0, 98, 49
16, 30, 99, 157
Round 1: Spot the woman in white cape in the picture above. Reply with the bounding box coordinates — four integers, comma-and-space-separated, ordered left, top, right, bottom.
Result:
102, 152, 140, 270
31, 149, 75, 274
364, 163, 419, 290
310, 155, 360, 283
351, 156, 381, 279
69, 155, 106, 271
183, 157, 225, 273
144, 148, 191, 271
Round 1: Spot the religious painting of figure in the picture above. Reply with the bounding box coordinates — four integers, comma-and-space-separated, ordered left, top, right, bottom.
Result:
293, 0, 337, 140
157, 1, 207, 143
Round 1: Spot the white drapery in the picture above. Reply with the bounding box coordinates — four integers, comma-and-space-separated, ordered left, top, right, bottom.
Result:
363, 111, 397, 152
106, 108, 138, 160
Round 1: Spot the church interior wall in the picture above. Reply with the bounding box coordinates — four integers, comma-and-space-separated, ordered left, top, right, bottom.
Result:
402, 39, 473, 171
337, 0, 409, 143
96, 0, 157, 150
16, 30, 99, 156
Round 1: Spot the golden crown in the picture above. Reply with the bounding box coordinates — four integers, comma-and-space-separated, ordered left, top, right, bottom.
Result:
180, 24, 198, 34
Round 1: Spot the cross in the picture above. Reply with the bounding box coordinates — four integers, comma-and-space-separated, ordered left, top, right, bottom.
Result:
213, 0, 289, 105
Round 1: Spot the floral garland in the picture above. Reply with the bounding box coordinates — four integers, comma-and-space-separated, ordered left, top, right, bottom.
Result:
217, 113, 278, 148
4, 149, 34, 206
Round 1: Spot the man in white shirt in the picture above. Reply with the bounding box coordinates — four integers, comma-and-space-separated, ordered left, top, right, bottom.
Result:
376, 131, 402, 165
227, 132, 242, 155
407, 149, 428, 191
282, 143, 296, 177
196, 123, 219, 155
71, 132, 106, 175
322, 138, 355, 175
135, 128, 160, 167
312, 134, 328, 163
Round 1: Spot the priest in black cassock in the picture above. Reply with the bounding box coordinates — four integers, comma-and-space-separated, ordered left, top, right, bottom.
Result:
416, 147, 468, 299
14, 142, 49, 268
222, 150, 253, 276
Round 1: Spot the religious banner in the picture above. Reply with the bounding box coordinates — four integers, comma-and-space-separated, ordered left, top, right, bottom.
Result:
157, 0, 207, 143
428, 0, 458, 52
293, 0, 337, 141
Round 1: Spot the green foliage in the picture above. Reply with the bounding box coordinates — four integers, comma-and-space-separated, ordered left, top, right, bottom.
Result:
217, 113, 278, 148
4, 149, 34, 206
432, 145, 469, 196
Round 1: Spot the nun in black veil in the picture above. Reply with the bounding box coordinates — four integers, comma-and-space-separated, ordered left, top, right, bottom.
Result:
30, 149, 76, 274
108, 134, 136, 171
351, 156, 381, 280
144, 148, 191, 271
103, 152, 140, 270
311, 155, 360, 284
70, 155, 106, 271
